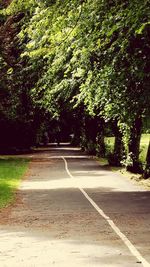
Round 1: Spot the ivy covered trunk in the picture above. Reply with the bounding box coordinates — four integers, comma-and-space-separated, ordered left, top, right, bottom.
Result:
127, 116, 143, 173
113, 129, 125, 166
143, 141, 150, 179
84, 116, 98, 154
96, 119, 105, 157
71, 108, 83, 145
108, 121, 125, 166
80, 116, 105, 155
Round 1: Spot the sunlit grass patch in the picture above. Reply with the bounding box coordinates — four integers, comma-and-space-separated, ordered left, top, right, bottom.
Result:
104, 137, 115, 154
0, 158, 29, 208
140, 134, 150, 162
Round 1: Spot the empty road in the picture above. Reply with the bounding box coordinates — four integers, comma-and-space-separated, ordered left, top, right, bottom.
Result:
0, 144, 150, 267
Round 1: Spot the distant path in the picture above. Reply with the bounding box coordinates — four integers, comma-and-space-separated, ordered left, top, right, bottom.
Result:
0, 144, 150, 267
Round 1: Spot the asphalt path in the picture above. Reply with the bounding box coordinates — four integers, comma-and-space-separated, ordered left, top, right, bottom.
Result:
0, 144, 150, 267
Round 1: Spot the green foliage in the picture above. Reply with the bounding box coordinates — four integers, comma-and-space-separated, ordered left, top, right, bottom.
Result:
6, 0, 37, 14
13, 0, 149, 123
0, 0, 149, 172
105, 137, 115, 154
0, 5, 43, 150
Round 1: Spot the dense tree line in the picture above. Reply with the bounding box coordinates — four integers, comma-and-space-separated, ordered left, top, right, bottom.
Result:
0, 0, 150, 177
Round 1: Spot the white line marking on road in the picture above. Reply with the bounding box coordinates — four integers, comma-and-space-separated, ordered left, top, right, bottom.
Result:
47, 156, 90, 159
62, 156, 150, 267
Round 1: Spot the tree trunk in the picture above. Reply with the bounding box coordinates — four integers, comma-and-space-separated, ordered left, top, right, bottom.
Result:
81, 116, 105, 156
96, 119, 105, 157
108, 120, 125, 166
127, 116, 143, 173
143, 141, 150, 179
113, 127, 125, 166
84, 116, 98, 154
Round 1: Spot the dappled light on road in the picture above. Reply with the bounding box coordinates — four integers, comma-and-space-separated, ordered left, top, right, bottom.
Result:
20, 161, 144, 192
0, 227, 138, 267
20, 175, 136, 191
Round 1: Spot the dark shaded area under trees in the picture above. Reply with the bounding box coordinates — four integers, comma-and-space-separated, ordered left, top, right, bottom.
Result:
0, 0, 149, 177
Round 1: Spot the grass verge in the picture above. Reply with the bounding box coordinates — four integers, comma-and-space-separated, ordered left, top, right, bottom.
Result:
112, 166, 150, 190
0, 158, 29, 208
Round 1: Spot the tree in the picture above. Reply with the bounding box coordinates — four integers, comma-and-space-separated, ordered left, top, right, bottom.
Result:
0, 5, 38, 151
2, 0, 150, 176
143, 141, 150, 179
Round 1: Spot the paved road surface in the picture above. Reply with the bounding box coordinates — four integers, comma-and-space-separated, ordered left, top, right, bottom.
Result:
0, 144, 150, 267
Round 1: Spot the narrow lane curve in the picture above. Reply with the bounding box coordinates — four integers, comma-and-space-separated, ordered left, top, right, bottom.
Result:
0, 144, 150, 267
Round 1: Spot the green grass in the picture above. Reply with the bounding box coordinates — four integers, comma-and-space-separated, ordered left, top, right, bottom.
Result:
105, 134, 150, 163
139, 134, 150, 162
105, 136, 115, 154
140, 134, 150, 144
0, 158, 29, 208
